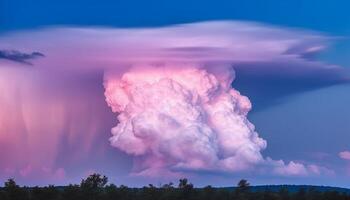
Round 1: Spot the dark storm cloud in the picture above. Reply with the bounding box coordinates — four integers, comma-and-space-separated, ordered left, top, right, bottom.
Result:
233, 61, 350, 112
0, 50, 45, 65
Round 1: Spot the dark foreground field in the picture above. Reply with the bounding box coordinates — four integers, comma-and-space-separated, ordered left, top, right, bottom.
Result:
1, 173, 349, 200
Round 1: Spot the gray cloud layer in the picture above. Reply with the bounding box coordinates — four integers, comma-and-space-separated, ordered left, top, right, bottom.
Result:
0, 50, 44, 65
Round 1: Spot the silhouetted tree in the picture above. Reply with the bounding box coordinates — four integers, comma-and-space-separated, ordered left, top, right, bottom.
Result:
179, 178, 192, 189
80, 173, 108, 200
160, 182, 176, 200
235, 179, 250, 200
237, 179, 250, 192
81, 173, 108, 189
3, 179, 27, 200
162, 182, 174, 189
178, 178, 194, 200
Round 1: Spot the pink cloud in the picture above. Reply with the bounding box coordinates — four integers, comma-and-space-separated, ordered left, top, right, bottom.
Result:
268, 159, 334, 177
0, 21, 339, 74
339, 151, 350, 160
105, 65, 334, 177
273, 161, 308, 176
104, 66, 267, 175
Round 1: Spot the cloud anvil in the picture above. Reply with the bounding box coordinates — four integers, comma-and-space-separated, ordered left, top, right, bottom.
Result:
0, 20, 347, 185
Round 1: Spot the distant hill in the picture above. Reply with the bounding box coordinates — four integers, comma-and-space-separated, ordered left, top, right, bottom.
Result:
222, 185, 350, 194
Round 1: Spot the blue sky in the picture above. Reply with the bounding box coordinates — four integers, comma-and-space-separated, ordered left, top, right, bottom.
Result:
1, 0, 350, 187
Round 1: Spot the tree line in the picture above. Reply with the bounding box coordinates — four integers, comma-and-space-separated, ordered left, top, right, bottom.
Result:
0, 173, 349, 200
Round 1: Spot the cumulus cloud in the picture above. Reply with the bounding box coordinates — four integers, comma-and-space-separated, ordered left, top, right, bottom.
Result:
104, 64, 328, 177
104, 65, 266, 176
267, 158, 334, 177
0, 50, 44, 65
272, 161, 308, 176
339, 151, 350, 160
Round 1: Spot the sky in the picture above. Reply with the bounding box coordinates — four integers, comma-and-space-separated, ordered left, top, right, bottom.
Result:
0, 0, 350, 187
